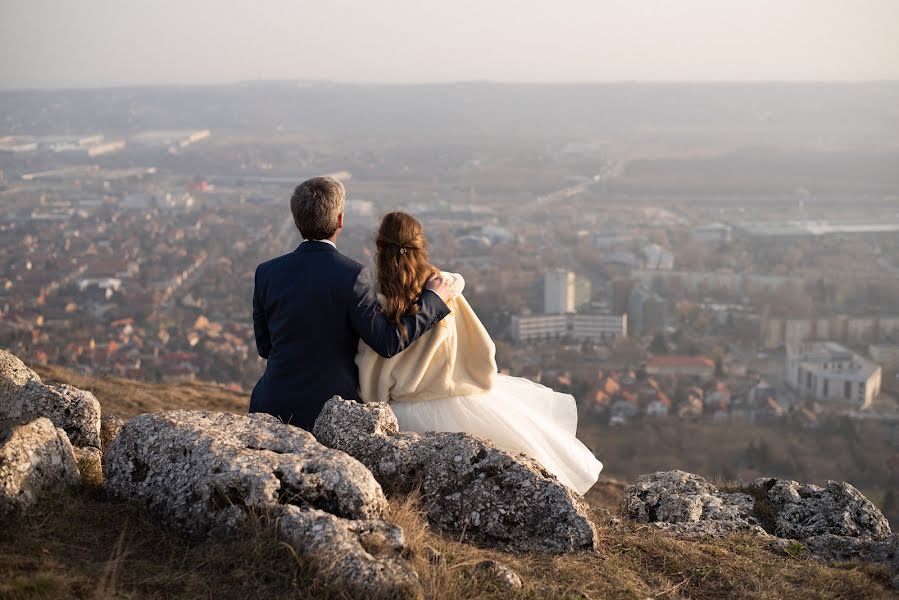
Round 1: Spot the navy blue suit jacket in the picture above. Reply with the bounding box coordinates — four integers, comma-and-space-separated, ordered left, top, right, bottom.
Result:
249, 241, 450, 431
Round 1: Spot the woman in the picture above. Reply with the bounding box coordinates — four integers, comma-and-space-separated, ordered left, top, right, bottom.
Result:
356, 211, 602, 494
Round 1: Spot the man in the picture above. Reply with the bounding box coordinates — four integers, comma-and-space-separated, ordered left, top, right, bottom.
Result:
249, 176, 454, 430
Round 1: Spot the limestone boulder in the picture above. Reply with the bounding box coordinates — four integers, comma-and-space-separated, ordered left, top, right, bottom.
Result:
748, 477, 892, 541
0, 417, 80, 517
276, 505, 421, 599
0, 350, 102, 453
105, 410, 419, 598
5, 380, 102, 449
621, 470, 767, 539
313, 396, 598, 553
0, 348, 35, 403
621, 470, 897, 578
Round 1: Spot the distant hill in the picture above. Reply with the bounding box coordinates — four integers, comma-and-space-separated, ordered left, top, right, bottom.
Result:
2, 81, 898, 139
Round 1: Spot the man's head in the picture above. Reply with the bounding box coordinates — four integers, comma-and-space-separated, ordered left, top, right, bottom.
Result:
290, 176, 345, 241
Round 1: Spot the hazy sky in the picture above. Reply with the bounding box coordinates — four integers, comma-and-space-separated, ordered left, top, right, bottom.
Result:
2, 0, 898, 89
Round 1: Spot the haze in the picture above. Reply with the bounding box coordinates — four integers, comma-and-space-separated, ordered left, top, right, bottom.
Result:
2, 0, 899, 90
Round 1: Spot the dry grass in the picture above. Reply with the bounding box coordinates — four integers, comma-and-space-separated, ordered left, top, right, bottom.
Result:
2, 366, 894, 599
0, 487, 312, 600
4, 486, 891, 600
384, 491, 895, 600
33, 364, 248, 419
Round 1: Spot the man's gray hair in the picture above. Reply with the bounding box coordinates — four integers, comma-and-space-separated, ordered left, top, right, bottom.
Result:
290, 176, 346, 240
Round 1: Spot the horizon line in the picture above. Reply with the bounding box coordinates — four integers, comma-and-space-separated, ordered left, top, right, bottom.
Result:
3, 77, 899, 94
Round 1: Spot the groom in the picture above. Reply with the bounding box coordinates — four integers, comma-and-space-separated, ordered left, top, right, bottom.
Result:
249, 176, 454, 431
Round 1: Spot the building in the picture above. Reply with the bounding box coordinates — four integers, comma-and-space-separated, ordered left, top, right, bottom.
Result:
511, 313, 627, 343
786, 342, 882, 408
612, 277, 636, 315
574, 277, 591, 309
544, 269, 576, 314
761, 315, 899, 349
569, 314, 627, 342
511, 314, 567, 341
645, 356, 716, 379
627, 285, 667, 335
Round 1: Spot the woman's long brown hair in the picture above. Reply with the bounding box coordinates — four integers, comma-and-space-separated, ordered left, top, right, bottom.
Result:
375, 211, 439, 340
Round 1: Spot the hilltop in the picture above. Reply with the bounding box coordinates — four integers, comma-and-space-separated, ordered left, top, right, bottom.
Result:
2, 363, 897, 599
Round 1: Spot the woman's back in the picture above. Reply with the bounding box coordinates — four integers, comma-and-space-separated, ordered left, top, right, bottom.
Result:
355, 272, 497, 404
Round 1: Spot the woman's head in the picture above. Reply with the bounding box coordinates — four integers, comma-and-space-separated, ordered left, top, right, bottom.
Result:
375, 211, 438, 339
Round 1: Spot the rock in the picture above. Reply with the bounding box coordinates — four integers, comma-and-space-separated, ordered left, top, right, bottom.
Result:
747, 478, 892, 542
621, 470, 898, 578
620, 470, 767, 539
313, 396, 598, 553
100, 414, 125, 453
106, 410, 388, 533
105, 410, 419, 598
0, 349, 102, 451
471, 559, 523, 591
276, 505, 421, 599
4, 380, 102, 449
0, 349, 36, 404
0, 417, 80, 517
1, 350, 103, 481
802, 532, 897, 564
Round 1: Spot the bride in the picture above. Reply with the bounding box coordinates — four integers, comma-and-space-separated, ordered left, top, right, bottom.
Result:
355, 211, 602, 495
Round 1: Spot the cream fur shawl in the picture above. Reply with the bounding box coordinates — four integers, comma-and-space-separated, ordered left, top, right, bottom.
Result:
355, 272, 497, 403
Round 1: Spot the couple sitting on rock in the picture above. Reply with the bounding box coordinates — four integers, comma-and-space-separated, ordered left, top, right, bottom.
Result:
249, 176, 601, 494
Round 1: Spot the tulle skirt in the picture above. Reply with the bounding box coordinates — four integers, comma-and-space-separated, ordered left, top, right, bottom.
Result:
390, 374, 602, 494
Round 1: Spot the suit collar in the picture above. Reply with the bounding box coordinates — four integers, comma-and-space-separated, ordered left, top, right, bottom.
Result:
296, 240, 338, 254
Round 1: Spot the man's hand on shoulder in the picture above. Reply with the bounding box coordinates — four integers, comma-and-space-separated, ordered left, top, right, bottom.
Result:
425, 273, 456, 304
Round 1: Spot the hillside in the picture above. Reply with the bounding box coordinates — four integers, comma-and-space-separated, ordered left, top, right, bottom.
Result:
2, 365, 897, 599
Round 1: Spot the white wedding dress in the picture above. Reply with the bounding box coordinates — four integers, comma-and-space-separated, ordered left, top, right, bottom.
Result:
356, 272, 602, 495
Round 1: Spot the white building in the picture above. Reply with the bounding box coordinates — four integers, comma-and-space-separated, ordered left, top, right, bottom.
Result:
569, 314, 627, 342
511, 314, 567, 341
544, 269, 576, 314
511, 313, 626, 343
786, 342, 882, 408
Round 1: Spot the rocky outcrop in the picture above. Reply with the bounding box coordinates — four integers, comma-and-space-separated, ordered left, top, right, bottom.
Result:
746, 477, 892, 541
0, 349, 102, 479
621, 470, 897, 578
0, 349, 32, 402
105, 410, 420, 599
621, 470, 767, 538
277, 504, 420, 599
6, 379, 102, 449
0, 417, 80, 517
313, 396, 598, 553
